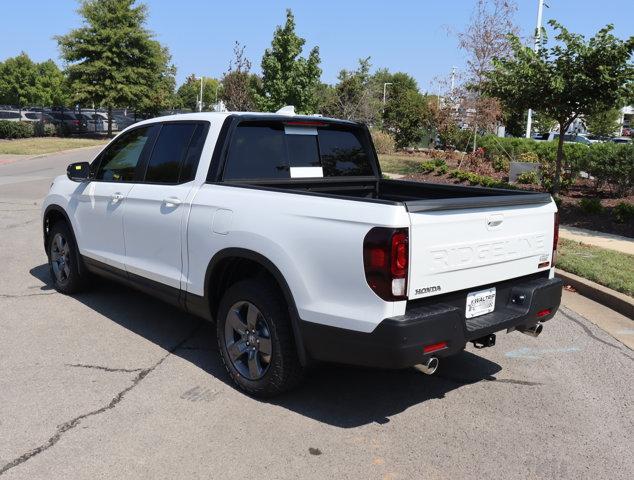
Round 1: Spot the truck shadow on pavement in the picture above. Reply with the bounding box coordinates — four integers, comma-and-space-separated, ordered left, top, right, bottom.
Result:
31, 263, 502, 428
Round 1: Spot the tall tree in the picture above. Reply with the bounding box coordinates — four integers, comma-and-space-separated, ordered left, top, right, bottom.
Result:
34, 60, 70, 108
221, 41, 257, 111
0, 53, 37, 113
483, 21, 634, 193
322, 58, 381, 124
57, 0, 175, 136
380, 72, 432, 147
585, 107, 622, 137
177, 74, 221, 111
255, 9, 321, 114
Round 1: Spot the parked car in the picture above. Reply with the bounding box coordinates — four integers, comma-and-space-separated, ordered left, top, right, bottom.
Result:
535, 132, 594, 145
611, 137, 632, 144
0, 110, 30, 122
23, 112, 58, 125
42, 110, 563, 396
49, 111, 88, 134
80, 112, 119, 132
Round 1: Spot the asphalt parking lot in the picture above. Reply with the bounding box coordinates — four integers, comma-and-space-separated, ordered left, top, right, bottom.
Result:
1, 148, 633, 479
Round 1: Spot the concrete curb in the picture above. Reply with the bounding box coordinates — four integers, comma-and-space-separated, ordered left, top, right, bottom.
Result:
556, 269, 633, 320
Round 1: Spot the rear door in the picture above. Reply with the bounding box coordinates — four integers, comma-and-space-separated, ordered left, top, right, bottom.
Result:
123, 121, 208, 290
407, 203, 556, 300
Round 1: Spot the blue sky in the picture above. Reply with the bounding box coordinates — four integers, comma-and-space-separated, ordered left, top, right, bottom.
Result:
1, 1, 630, 91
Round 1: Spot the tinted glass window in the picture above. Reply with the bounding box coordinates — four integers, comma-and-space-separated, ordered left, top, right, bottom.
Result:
25, 113, 39, 120
179, 123, 207, 182
223, 125, 287, 180
145, 123, 197, 183
286, 134, 321, 168
96, 127, 151, 182
318, 128, 373, 176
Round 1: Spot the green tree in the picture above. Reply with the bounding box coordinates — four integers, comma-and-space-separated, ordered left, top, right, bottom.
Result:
57, 0, 176, 136
380, 72, 431, 147
34, 60, 70, 107
322, 58, 382, 124
0, 53, 37, 112
255, 9, 321, 113
221, 42, 257, 111
585, 107, 622, 137
482, 21, 634, 193
176, 74, 221, 111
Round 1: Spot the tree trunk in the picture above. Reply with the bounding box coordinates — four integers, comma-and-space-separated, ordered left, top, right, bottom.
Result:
552, 122, 566, 195
107, 106, 113, 138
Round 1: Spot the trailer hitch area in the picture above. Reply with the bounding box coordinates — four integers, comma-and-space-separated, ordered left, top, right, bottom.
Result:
472, 333, 496, 349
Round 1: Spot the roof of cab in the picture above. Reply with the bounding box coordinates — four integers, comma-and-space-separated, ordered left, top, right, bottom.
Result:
129, 111, 358, 128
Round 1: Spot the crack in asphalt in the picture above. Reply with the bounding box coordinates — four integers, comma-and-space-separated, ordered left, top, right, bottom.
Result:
0, 292, 55, 299
4, 219, 37, 229
560, 308, 631, 354
0, 324, 202, 476
66, 364, 144, 374
436, 374, 542, 387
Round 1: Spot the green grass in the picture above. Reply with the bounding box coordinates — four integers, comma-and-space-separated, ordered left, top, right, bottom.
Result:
0, 137, 107, 155
379, 154, 428, 175
558, 238, 634, 297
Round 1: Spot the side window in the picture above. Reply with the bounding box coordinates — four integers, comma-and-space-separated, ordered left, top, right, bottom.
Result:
223, 124, 287, 180
179, 123, 208, 183
144, 123, 197, 184
96, 127, 151, 182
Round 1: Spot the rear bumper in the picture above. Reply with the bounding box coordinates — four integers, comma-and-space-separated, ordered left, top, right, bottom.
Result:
301, 274, 563, 369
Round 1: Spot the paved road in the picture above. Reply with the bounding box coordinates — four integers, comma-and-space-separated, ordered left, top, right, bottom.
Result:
1, 149, 633, 480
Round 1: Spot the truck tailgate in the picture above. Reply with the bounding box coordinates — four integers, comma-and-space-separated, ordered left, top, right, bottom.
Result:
407, 203, 556, 300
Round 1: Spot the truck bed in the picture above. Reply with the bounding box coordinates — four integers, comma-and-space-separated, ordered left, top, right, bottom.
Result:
227, 178, 552, 212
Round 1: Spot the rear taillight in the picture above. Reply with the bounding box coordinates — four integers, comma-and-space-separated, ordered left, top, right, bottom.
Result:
552, 212, 559, 266
363, 227, 409, 301
73, 120, 79, 126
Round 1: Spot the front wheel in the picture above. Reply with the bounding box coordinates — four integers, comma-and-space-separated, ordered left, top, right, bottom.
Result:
47, 221, 89, 294
216, 278, 304, 397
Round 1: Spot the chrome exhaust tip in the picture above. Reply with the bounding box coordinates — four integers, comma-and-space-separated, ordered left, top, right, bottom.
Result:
518, 323, 543, 337
419, 357, 439, 375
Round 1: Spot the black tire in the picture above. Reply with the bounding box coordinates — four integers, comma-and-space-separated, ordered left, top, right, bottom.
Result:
216, 278, 304, 397
47, 221, 89, 294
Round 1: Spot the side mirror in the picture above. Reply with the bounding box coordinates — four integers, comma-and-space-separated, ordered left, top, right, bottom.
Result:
67, 162, 90, 182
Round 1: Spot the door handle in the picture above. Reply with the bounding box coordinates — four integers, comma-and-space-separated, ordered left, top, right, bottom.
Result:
111, 192, 124, 203
163, 196, 182, 207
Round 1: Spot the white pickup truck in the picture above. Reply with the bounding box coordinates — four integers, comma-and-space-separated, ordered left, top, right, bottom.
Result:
42, 111, 562, 396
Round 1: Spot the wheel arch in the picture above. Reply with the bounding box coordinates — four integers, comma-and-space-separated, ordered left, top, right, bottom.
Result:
202, 248, 309, 366
43, 204, 85, 275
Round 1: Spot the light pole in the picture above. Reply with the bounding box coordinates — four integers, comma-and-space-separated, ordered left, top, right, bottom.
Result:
198, 76, 204, 112
382, 82, 393, 112
525, 0, 546, 138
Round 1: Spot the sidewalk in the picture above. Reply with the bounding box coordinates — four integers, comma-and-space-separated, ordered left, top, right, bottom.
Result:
559, 225, 634, 255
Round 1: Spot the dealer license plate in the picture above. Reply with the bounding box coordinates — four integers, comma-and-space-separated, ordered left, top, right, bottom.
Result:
465, 287, 496, 319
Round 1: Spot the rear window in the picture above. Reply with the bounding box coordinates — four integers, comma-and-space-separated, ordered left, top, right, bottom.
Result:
222, 121, 374, 180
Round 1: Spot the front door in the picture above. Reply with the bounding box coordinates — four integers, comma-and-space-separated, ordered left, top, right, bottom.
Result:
68, 126, 153, 270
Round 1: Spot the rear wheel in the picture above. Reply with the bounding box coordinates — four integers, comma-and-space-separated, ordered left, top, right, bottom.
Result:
47, 221, 88, 294
216, 278, 304, 397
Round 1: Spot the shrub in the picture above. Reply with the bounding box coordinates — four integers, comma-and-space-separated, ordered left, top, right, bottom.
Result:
371, 129, 396, 154
33, 122, 57, 137
613, 202, 634, 224
491, 155, 510, 172
584, 142, 634, 194
418, 160, 436, 173
436, 164, 448, 175
516, 170, 539, 184
439, 127, 472, 151
579, 198, 603, 214
433, 158, 446, 167
0, 121, 35, 139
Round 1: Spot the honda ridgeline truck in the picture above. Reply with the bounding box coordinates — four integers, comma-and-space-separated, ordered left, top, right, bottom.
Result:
42, 111, 563, 396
